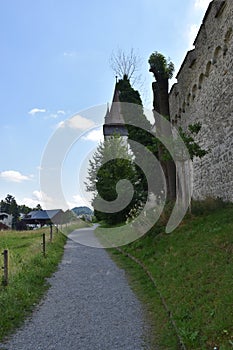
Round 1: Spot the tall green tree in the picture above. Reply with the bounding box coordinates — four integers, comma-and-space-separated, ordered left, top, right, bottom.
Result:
86, 136, 143, 225
116, 75, 155, 195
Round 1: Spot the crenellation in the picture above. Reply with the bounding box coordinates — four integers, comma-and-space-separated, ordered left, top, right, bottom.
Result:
169, 0, 233, 202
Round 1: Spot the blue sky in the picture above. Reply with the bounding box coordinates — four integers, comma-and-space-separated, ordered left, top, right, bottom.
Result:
0, 0, 211, 209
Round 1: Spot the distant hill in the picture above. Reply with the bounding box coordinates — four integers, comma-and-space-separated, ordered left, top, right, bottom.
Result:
72, 206, 93, 216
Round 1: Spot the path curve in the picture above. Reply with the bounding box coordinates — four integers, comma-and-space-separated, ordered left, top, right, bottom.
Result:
0, 226, 151, 350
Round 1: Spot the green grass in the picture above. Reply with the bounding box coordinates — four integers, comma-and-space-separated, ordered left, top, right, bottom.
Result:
0, 219, 90, 341
0, 227, 66, 341
109, 249, 179, 349
105, 204, 233, 349
60, 219, 92, 236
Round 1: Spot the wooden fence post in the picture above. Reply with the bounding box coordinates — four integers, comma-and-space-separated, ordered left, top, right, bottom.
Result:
2, 249, 8, 286
50, 225, 53, 242
42, 233, 46, 257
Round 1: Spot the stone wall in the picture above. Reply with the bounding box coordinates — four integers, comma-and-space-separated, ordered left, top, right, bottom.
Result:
169, 0, 233, 201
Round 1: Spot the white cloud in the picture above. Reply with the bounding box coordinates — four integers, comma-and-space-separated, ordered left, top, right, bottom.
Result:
63, 51, 78, 57
33, 190, 53, 204
69, 115, 95, 130
50, 114, 59, 119
47, 113, 60, 119
20, 197, 40, 208
194, 0, 211, 10
25, 191, 55, 209
18, 190, 53, 209
58, 115, 95, 131
82, 128, 104, 142
185, 0, 211, 50
46, 110, 67, 119
57, 110, 66, 115
28, 108, 46, 116
187, 23, 200, 49
29, 109, 67, 120
33, 190, 44, 201
0, 170, 31, 183
67, 194, 92, 209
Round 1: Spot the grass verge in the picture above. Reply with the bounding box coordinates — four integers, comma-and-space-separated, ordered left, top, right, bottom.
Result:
60, 219, 92, 236
0, 227, 64, 341
104, 204, 233, 349
0, 219, 90, 341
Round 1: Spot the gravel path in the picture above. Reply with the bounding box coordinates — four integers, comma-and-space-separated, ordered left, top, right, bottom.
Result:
0, 226, 151, 350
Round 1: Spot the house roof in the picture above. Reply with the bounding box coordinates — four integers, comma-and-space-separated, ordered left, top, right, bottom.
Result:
23, 209, 63, 223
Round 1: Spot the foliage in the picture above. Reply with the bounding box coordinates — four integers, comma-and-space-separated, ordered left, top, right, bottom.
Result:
33, 204, 42, 211
18, 204, 32, 215
86, 136, 144, 225
0, 194, 43, 229
0, 195, 20, 229
116, 76, 155, 194
178, 122, 208, 160
117, 75, 143, 106
148, 51, 175, 80
147, 122, 208, 162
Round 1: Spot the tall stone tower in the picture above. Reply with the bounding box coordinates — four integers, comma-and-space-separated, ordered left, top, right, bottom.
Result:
103, 80, 128, 142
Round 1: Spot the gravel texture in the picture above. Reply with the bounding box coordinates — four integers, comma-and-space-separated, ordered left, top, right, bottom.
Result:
0, 227, 151, 349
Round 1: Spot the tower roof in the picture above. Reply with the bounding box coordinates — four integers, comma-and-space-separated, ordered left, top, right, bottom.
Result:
103, 81, 128, 138
104, 82, 125, 124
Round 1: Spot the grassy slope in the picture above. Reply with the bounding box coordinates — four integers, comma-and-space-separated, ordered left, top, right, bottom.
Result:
0, 220, 88, 341
108, 206, 233, 349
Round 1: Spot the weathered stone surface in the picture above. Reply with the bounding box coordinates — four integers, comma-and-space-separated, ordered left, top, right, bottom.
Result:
169, 0, 233, 201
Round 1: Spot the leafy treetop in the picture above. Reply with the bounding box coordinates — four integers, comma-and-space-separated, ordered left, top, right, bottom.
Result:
148, 51, 175, 80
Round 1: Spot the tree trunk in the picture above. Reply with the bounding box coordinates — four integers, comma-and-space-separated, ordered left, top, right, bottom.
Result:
152, 77, 176, 201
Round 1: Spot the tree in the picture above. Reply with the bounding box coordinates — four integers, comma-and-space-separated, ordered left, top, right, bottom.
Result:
116, 75, 155, 195
149, 51, 176, 200
86, 136, 143, 225
110, 48, 143, 87
148, 52, 174, 80
33, 204, 42, 211
0, 194, 20, 228
149, 52, 208, 206
18, 204, 32, 215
